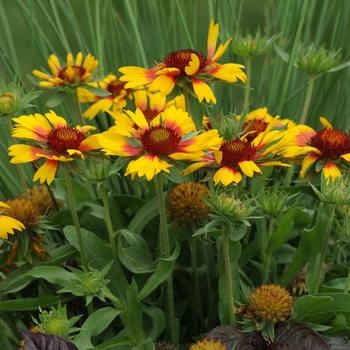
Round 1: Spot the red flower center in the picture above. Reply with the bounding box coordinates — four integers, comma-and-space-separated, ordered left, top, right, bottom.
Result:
163, 49, 208, 75
143, 109, 160, 125
58, 66, 86, 84
47, 126, 86, 155
309, 128, 350, 159
141, 126, 181, 155
242, 119, 268, 142
107, 79, 127, 97
220, 139, 256, 167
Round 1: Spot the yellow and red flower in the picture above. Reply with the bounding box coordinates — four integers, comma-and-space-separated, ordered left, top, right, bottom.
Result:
239, 107, 295, 142
295, 117, 350, 180
78, 74, 131, 119
119, 21, 246, 104
98, 105, 222, 181
32, 52, 98, 89
184, 117, 291, 186
8, 110, 101, 185
0, 201, 25, 240
1, 198, 48, 265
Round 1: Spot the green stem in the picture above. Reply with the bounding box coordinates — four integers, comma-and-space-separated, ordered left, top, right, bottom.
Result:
6, 115, 29, 199
333, 267, 350, 325
182, 84, 191, 114
264, 215, 274, 272
103, 290, 125, 311
0, 322, 12, 350
154, 173, 178, 344
243, 57, 251, 112
189, 224, 205, 330
222, 225, 236, 326
312, 203, 336, 294
99, 183, 118, 261
63, 163, 88, 269
299, 74, 315, 125
75, 90, 85, 126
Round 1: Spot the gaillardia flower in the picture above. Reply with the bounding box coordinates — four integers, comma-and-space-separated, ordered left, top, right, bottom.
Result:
298, 117, 350, 180
98, 106, 222, 181
119, 21, 246, 104
189, 338, 226, 350
32, 52, 99, 89
8, 110, 101, 185
1, 197, 48, 264
239, 107, 295, 142
167, 181, 212, 225
185, 117, 291, 186
78, 74, 131, 119
248, 284, 293, 324
27, 185, 64, 215
0, 201, 25, 240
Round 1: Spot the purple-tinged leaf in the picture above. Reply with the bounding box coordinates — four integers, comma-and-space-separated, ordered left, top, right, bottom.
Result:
269, 322, 330, 350
18, 328, 78, 350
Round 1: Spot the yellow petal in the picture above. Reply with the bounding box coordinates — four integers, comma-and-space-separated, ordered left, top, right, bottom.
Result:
185, 54, 200, 76
319, 117, 332, 129
323, 160, 342, 180
300, 155, 318, 177
238, 160, 262, 177
33, 160, 59, 185
213, 166, 242, 186
192, 78, 216, 103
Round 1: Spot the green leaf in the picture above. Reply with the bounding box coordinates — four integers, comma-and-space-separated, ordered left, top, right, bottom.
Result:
143, 305, 165, 342
73, 307, 121, 350
4, 266, 74, 294
0, 244, 78, 294
96, 335, 134, 350
0, 287, 74, 311
138, 242, 180, 300
86, 86, 112, 97
291, 295, 334, 322
45, 91, 66, 108
127, 195, 159, 234
126, 279, 144, 345
278, 203, 328, 286
327, 61, 350, 73
58, 178, 93, 201
63, 226, 129, 306
265, 207, 304, 258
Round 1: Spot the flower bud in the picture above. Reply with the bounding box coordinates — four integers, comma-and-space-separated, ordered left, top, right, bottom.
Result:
36, 303, 71, 338
232, 29, 279, 59
257, 187, 289, 215
85, 158, 111, 182
297, 44, 341, 75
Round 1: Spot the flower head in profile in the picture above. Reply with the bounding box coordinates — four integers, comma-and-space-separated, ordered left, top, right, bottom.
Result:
1, 197, 48, 265
185, 117, 291, 186
119, 20, 246, 104
32, 52, 99, 89
98, 105, 222, 181
8, 110, 101, 184
0, 201, 25, 240
295, 117, 350, 180
78, 74, 132, 119
0, 77, 42, 118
